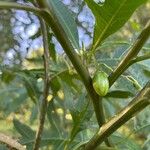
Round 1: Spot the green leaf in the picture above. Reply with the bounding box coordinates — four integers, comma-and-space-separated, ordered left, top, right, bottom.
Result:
21, 136, 68, 150
50, 69, 80, 96
13, 119, 35, 139
58, 70, 80, 92
105, 90, 134, 99
98, 58, 120, 70
50, 76, 61, 96
63, 82, 74, 110
7, 92, 27, 114
47, 101, 62, 136
96, 146, 118, 150
17, 128, 68, 149
30, 105, 38, 123
13, 119, 36, 150
70, 129, 97, 150
13, 118, 66, 149
135, 124, 150, 134
48, 32, 57, 62
128, 63, 150, 87
111, 134, 142, 150
1, 70, 15, 84
71, 141, 88, 150
69, 94, 93, 142
85, 0, 148, 49
16, 72, 39, 103
114, 76, 137, 94
143, 69, 150, 77
40, 130, 68, 149
23, 77, 38, 103
47, 0, 79, 50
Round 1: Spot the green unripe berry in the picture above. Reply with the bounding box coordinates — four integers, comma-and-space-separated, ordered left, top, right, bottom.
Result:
92, 71, 109, 96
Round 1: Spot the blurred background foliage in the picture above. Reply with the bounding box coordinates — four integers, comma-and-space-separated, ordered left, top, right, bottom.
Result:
0, 0, 150, 149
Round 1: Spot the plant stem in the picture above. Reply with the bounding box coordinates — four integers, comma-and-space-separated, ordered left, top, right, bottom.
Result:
0, 0, 108, 144
109, 21, 150, 87
82, 20, 150, 149
36, 0, 106, 128
83, 81, 150, 150
0, 1, 41, 15
83, 21, 150, 149
127, 53, 150, 67
33, 19, 50, 150
37, 0, 112, 146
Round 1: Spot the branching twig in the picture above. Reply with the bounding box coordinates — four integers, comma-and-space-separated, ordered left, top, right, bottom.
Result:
33, 19, 50, 150
127, 53, 150, 67
36, 0, 113, 146
83, 81, 150, 150
0, 133, 26, 150
83, 21, 150, 149
36, 0, 106, 130
0, 0, 109, 146
109, 21, 150, 87
0, 1, 41, 15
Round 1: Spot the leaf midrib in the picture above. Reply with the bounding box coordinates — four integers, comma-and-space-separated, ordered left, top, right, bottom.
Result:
93, 0, 127, 50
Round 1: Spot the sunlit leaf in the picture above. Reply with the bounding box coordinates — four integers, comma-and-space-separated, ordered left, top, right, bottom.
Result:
85, 0, 148, 49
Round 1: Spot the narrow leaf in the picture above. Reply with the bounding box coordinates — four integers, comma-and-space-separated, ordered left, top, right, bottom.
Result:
47, 0, 79, 50
105, 90, 134, 98
13, 119, 35, 139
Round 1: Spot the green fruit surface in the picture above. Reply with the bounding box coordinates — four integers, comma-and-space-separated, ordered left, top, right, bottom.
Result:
92, 71, 109, 96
